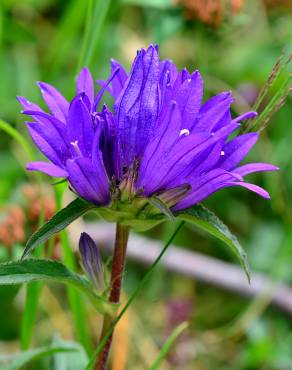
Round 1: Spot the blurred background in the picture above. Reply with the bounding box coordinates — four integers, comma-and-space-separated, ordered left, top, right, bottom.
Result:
0, 0, 292, 369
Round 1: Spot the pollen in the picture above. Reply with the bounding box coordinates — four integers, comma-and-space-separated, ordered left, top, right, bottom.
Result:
71, 140, 82, 156
180, 128, 190, 137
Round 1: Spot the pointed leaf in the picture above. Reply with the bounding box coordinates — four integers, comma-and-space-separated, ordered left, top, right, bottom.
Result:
22, 198, 95, 259
0, 259, 114, 315
51, 337, 88, 370
177, 204, 250, 281
0, 344, 79, 370
149, 322, 188, 370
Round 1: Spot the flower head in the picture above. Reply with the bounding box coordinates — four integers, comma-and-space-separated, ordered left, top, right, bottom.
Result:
18, 45, 278, 220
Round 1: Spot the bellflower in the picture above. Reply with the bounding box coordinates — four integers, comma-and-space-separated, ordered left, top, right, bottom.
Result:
79, 232, 105, 292
18, 45, 278, 221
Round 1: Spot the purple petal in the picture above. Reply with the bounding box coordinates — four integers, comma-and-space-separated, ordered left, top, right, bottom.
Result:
27, 161, 68, 177
94, 67, 121, 111
159, 59, 177, 87
136, 102, 182, 189
219, 132, 258, 170
23, 110, 68, 142
115, 45, 160, 166
67, 94, 94, 157
172, 68, 191, 92
110, 59, 128, 98
232, 163, 279, 176
176, 142, 223, 181
66, 157, 110, 205
76, 67, 94, 107
173, 169, 237, 210
224, 181, 271, 199
17, 96, 44, 115
37, 81, 69, 122
92, 128, 112, 197
142, 122, 239, 194
26, 121, 69, 166
232, 111, 257, 123
193, 92, 233, 133
174, 70, 203, 128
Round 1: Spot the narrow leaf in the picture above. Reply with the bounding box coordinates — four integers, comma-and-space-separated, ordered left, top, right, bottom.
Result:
0, 345, 79, 370
51, 337, 88, 370
0, 259, 114, 315
149, 322, 188, 370
22, 197, 95, 259
178, 204, 250, 281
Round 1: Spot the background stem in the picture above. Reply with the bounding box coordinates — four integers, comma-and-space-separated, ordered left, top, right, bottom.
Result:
95, 223, 129, 370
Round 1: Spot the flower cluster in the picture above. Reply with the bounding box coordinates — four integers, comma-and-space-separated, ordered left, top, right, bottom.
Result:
18, 45, 277, 214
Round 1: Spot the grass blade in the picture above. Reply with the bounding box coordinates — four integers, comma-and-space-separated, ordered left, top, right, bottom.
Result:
149, 322, 189, 370
0, 119, 34, 161
0, 345, 80, 370
81, 0, 111, 68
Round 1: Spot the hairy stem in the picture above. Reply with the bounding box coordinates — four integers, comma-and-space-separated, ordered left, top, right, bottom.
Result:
95, 223, 129, 370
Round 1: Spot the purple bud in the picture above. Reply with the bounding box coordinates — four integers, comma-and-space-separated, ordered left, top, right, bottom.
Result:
79, 232, 104, 291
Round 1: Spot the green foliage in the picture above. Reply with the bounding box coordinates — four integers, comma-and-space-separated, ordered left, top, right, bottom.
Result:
51, 337, 89, 370
85, 221, 185, 369
0, 259, 114, 315
178, 204, 250, 280
22, 198, 95, 259
0, 341, 86, 370
0, 1, 291, 369
77, 0, 112, 70
149, 321, 188, 370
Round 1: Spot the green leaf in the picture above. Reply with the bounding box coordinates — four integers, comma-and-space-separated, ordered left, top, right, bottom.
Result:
22, 198, 95, 259
149, 322, 188, 370
0, 344, 80, 370
0, 259, 114, 315
51, 337, 88, 370
177, 204, 250, 281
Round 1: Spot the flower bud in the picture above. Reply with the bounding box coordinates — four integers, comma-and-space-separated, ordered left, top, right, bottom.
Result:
79, 232, 105, 291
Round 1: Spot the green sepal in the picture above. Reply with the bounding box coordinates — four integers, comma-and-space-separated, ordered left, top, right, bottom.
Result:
148, 196, 175, 222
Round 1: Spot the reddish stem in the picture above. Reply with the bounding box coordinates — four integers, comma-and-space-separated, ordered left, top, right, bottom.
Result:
95, 223, 129, 370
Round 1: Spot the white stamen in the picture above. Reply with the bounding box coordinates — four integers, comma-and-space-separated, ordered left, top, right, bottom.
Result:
221, 150, 225, 156
71, 140, 82, 156
179, 128, 190, 137
187, 78, 192, 82
211, 132, 215, 136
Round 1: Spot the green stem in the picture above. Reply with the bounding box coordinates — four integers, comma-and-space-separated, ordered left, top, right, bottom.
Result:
87, 221, 185, 370
95, 223, 129, 370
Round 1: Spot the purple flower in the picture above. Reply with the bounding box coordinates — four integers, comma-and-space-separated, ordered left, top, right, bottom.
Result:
79, 232, 105, 291
18, 45, 278, 212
